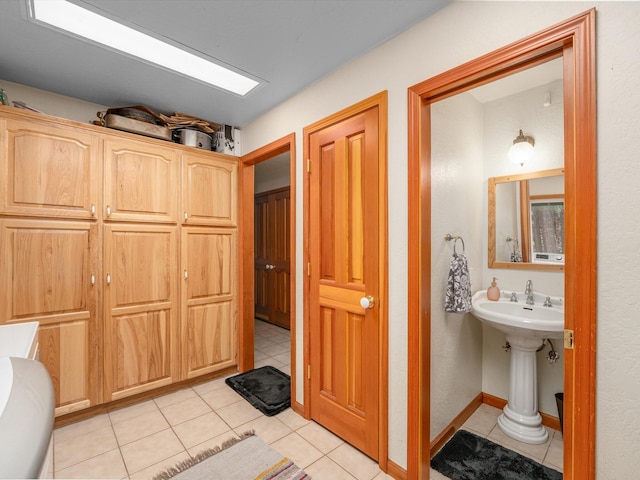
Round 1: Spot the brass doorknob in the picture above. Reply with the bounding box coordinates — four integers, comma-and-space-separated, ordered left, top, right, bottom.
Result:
360, 296, 375, 309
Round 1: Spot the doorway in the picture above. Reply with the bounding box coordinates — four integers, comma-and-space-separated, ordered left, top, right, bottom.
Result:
239, 134, 296, 403
407, 10, 596, 480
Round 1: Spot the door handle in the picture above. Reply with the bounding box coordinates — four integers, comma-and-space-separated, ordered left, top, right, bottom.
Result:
360, 295, 375, 309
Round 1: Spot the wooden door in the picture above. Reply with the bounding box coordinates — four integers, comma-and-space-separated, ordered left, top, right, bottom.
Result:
103, 224, 178, 400
103, 137, 178, 223
254, 188, 291, 328
308, 107, 380, 458
0, 116, 99, 219
181, 227, 237, 379
0, 219, 100, 415
182, 151, 238, 226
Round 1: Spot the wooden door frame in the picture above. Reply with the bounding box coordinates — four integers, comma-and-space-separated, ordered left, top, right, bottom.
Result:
239, 133, 297, 398
407, 10, 596, 480
303, 91, 389, 470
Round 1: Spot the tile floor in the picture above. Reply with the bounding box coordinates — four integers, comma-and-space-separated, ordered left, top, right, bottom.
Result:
52, 319, 562, 479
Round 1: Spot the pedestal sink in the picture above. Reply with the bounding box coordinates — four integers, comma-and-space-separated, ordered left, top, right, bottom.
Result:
471, 289, 564, 444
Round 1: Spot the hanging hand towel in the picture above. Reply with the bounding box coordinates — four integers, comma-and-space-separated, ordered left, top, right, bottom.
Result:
444, 252, 472, 313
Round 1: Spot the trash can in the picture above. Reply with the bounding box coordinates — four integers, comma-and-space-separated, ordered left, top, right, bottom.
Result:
555, 393, 564, 433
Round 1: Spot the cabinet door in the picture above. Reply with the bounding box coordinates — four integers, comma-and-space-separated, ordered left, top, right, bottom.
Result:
182, 152, 237, 226
0, 219, 100, 415
0, 117, 99, 219
181, 227, 237, 379
104, 138, 178, 223
104, 224, 178, 400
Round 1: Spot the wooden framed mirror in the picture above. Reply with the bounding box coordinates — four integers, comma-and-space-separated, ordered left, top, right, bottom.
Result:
489, 167, 565, 271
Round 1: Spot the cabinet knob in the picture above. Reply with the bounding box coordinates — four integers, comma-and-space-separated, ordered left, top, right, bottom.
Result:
90, 273, 95, 286
184, 212, 188, 221
90, 204, 96, 216
184, 270, 188, 280
106, 273, 111, 285
106, 205, 111, 217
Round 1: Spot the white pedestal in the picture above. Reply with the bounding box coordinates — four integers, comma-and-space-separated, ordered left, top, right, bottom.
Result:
497, 335, 549, 444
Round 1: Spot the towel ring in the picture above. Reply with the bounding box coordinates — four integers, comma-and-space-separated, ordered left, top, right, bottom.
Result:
444, 233, 465, 253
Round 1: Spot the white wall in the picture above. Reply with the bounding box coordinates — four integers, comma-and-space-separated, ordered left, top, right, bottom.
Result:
430, 92, 484, 440
241, 2, 640, 475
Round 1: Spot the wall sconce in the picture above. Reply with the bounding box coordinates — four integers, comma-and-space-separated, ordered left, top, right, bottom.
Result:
509, 129, 535, 166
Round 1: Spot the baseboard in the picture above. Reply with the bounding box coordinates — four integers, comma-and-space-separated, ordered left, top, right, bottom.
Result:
430, 393, 483, 456
482, 392, 562, 431
386, 459, 407, 480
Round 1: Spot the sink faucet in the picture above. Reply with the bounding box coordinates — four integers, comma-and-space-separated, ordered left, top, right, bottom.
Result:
525, 280, 534, 305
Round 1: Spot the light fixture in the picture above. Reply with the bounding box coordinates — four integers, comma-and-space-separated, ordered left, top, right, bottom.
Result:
26, 0, 260, 96
508, 129, 535, 166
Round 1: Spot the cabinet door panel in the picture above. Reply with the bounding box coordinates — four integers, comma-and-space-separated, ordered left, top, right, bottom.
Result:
0, 118, 99, 218
182, 152, 237, 226
182, 227, 237, 378
104, 224, 178, 400
0, 219, 100, 415
104, 139, 178, 223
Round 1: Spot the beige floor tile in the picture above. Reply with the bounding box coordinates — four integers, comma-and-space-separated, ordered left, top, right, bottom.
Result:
305, 456, 357, 479
172, 411, 232, 449
543, 432, 564, 471
54, 425, 118, 471
279, 365, 291, 375
328, 443, 380, 480
461, 408, 501, 436
54, 413, 111, 444
273, 351, 291, 365
186, 430, 241, 457
129, 451, 191, 479
430, 467, 451, 480
154, 387, 196, 409
254, 349, 269, 361
275, 408, 311, 431
255, 358, 285, 369
270, 432, 323, 470
109, 400, 159, 425
112, 408, 169, 446
270, 332, 291, 345
192, 376, 229, 396
235, 414, 292, 444
259, 342, 290, 357
297, 421, 344, 454
160, 395, 212, 426
255, 338, 276, 351
487, 425, 551, 462
120, 428, 184, 474
199, 385, 243, 410
54, 448, 126, 479
372, 471, 395, 479
477, 403, 503, 416
215, 397, 263, 428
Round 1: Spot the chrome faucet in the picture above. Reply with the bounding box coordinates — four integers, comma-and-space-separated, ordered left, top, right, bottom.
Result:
525, 280, 534, 305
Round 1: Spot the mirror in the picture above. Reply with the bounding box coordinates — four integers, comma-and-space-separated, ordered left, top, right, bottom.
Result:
489, 168, 564, 271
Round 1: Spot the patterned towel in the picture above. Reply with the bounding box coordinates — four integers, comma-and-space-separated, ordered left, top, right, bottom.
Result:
444, 252, 472, 313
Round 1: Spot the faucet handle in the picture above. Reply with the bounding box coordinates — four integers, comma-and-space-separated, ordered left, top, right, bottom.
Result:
510, 292, 518, 302
543, 296, 553, 307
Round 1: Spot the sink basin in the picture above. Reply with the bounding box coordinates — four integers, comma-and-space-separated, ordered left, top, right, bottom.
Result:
471, 290, 564, 340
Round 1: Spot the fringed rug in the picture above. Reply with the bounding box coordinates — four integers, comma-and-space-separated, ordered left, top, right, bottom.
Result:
225, 366, 291, 416
153, 432, 309, 480
431, 429, 562, 480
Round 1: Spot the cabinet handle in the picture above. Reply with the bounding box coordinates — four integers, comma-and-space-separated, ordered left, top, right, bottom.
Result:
106, 273, 111, 285
90, 204, 96, 216
90, 273, 95, 286
184, 270, 188, 280
106, 205, 111, 217
184, 211, 188, 221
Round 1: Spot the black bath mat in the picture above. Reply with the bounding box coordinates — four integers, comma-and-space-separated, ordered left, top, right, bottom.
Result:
431, 429, 562, 480
225, 366, 290, 416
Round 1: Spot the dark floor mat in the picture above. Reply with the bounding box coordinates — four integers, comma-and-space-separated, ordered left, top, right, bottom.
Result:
225, 366, 290, 416
431, 429, 562, 480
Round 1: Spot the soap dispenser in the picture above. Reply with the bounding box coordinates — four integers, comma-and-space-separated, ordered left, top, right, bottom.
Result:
487, 277, 500, 301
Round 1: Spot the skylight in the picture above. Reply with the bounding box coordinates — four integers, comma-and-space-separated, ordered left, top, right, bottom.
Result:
27, 0, 260, 96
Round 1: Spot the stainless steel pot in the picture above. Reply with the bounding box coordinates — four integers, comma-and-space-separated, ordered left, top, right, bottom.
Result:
175, 128, 212, 150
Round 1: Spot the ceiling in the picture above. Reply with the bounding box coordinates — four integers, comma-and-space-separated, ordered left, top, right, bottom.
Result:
0, 0, 450, 127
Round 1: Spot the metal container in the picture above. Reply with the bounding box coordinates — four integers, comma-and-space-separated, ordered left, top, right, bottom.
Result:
175, 128, 212, 150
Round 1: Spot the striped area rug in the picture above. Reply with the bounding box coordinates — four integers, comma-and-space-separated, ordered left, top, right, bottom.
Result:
153, 432, 310, 480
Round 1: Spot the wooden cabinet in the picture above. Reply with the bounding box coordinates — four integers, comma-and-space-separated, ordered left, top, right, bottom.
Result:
0, 219, 100, 415
104, 137, 179, 223
103, 224, 179, 401
254, 188, 290, 329
182, 151, 238, 226
0, 117, 99, 219
181, 227, 237, 379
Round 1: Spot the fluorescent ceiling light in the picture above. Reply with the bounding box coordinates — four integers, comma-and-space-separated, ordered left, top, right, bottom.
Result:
27, 0, 260, 96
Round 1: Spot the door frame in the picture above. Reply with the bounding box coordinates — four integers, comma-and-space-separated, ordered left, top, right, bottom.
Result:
407, 10, 596, 480
303, 91, 389, 469
239, 133, 297, 401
